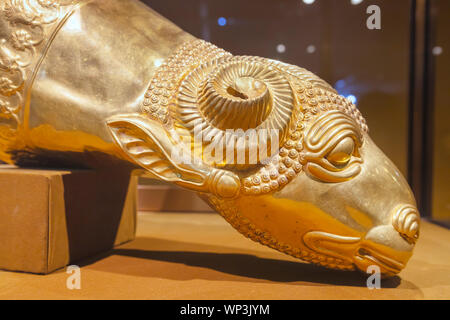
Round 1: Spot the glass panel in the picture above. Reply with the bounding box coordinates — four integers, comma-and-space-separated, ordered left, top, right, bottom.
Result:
145, 0, 411, 175
431, 0, 450, 223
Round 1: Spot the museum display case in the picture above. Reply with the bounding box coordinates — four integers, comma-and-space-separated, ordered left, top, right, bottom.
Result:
430, 0, 450, 224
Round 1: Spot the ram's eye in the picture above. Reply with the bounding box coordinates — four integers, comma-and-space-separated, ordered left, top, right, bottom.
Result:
326, 137, 355, 167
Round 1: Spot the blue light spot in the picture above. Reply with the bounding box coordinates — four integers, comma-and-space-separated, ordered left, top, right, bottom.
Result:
218, 17, 227, 26
346, 94, 357, 104
335, 79, 346, 89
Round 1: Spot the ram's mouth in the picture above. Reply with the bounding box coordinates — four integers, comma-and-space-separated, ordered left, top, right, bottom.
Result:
303, 230, 412, 276
355, 247, 404, 275
353, 241, 412, 276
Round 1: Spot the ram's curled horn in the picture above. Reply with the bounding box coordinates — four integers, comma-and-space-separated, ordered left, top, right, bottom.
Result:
175, 56, 298, 169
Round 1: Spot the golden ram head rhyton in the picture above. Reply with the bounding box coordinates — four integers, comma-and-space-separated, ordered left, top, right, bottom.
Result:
0, 0, 419, 276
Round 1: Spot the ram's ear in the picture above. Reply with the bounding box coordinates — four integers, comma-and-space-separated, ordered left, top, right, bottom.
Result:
106, 114, 209, 191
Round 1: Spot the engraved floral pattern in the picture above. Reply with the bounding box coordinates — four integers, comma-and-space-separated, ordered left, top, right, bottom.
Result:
0, 0, 76, 129
11, 29, 37, 51
0, 77, 16, 93
6, 0, 60, 25
0, 99, 11, 114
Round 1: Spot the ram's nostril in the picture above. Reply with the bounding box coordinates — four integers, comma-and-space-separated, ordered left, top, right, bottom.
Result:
392, 205, 420, 243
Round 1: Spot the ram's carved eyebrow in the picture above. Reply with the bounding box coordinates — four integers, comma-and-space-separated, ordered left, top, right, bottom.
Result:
304, 110, 362, 155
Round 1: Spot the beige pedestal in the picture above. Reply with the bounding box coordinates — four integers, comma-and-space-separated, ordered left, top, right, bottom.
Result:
0, 166, 137, 274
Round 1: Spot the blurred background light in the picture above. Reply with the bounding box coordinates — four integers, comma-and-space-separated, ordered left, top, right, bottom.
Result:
276, 44, 286, 53
302, 0, 316, 5
217, 17, 227, 26
335, 79, 346, 89
351, 0, 364, 5
432, 46, 443, 56
306, 44, 316, 54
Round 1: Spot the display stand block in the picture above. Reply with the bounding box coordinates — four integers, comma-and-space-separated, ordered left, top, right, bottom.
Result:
0, 165, 137, 274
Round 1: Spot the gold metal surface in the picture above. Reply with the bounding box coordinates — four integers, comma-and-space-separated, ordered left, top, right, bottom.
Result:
0, 0, 420, 276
